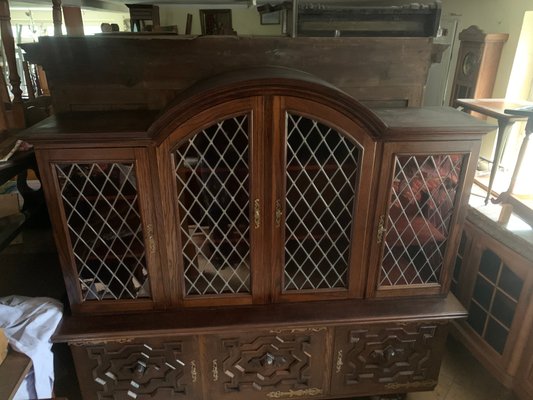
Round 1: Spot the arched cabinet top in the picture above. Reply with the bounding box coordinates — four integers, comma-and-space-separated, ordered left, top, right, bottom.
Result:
148, 67, 387, 145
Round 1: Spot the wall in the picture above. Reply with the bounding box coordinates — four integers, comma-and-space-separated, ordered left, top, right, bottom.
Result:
10, 8, 129, 39
158, 5, 283, 36
442, 0, 533, 101
441, 0, 533, 194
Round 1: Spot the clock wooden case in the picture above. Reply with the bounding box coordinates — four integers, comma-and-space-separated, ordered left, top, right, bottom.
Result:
26, 68, 492, 400
449, 25, 509, 104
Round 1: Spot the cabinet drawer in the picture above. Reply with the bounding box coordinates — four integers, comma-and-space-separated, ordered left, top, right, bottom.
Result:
331, 322, 448, 396
70, 336, 201, 400
205, 328, 329, 400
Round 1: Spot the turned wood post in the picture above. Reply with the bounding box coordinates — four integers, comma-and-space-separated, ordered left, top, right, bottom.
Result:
0, 0, 24, 128
52, 0, 63, 36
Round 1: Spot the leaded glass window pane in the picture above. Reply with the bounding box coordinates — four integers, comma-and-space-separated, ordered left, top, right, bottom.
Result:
56, 162, 149, 301
174, 115, 251, 296
284, 113, 361, 291
380, 154, 465, 286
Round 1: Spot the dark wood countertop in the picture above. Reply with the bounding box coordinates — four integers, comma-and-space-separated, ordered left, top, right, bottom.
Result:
54, 294, 467, 343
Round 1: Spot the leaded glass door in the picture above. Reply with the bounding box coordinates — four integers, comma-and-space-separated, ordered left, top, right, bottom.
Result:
40, 148, 163, 313
159, 98, 266, 307
272, 97, 377, 302
369, 141, 475, 297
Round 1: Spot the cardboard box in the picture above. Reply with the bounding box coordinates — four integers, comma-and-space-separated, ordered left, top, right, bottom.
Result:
0, 181, 23, 245
0, 328, 8, 365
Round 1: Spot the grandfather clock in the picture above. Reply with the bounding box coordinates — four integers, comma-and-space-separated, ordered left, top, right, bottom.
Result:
449, 25, 508, 105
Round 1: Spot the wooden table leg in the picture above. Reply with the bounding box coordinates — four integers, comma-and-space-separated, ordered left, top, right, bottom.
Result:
485, 119, 515, 204
493, 117, 532, 205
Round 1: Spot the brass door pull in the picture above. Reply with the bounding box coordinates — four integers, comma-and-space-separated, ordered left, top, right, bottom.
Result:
275, 200, 283, 228
254, 199, 260, 229
376, 215, 387, 244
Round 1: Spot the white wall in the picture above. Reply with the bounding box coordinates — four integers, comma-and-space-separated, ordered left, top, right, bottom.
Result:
442, 0, 533, 101
10, 8, 129, 39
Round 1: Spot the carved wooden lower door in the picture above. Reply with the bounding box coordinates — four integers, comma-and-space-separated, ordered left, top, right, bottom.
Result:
331, 322, 448, 397
70, 336, 202, 400
204, 328, 329, 400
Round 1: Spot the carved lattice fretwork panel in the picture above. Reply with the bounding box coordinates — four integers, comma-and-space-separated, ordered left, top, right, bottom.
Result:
331, 323, 447, 396
174, 114, 252, 296
55, 162, 150, 301
71, 337, 202, 400
284, 113, 361, 291
380, 154, 466, 287
206, 329, 328, 400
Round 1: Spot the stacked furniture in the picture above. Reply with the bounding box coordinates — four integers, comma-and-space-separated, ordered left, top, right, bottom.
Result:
23, 66, 492, 400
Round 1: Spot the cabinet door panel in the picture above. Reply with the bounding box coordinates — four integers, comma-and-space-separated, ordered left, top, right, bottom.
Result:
283, 113, 361, 291
331, 323, 447, 397
159, 97, 266, 307
39, 148, 162, 313
369, 141, 478, 297
173, 114, 252, 297
205, 328, 329, 400
273, 97, 377, 301
71, 336, 202, 400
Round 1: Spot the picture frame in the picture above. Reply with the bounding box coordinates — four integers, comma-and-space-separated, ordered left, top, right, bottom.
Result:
200, 9, 233, 35
260, 11, 281, 25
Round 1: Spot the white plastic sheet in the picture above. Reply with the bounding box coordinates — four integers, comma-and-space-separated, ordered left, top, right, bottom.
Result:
0, 296, 63, 399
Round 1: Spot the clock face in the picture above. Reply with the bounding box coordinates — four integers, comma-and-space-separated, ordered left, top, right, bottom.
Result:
462, 52, 477, 77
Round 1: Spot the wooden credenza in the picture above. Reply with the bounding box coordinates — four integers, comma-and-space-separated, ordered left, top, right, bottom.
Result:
25, 68, 492, 399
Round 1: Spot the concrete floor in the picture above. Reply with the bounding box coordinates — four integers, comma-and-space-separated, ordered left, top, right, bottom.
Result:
0, 219, 519, 400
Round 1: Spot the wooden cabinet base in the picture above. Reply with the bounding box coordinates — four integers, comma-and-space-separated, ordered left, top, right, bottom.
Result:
70, 323, 446, 400
62, 297, 461, 400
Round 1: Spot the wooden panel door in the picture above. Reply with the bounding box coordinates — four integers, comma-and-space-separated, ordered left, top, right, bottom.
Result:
37, 147, 163, 314
331, 322, 448, 397
204, 328, 330, 400
157, 97, 268, 307
272, 96, 377, 302
368, 141, 479, 297
454, 223, 533, 384
71, 336, 202, 400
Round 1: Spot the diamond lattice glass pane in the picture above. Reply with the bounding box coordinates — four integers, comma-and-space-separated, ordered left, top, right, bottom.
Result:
175, 115, 251, 296
284, 113, 361, 291
380, 154, 465, 286
55, 162, 150, 301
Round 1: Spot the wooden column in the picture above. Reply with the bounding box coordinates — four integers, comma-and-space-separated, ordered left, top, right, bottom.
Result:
52, 0, 63, 36
0, 0, 24, 129
62, 6, 84, 36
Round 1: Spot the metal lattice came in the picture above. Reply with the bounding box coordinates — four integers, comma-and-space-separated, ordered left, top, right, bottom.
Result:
174, 115, 251, 296
380, 154, 465, 286
284, 113, 361, 291
55, 162, 149, 301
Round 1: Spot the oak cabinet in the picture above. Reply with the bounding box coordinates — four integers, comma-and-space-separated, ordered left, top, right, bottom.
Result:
26, 68, 492, 399
451, 210, 533, 391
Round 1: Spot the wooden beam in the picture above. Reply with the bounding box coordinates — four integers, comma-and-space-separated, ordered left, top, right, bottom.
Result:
0, 0, 24, 129
63, 6, 84, 36
52, 0, 63, 36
